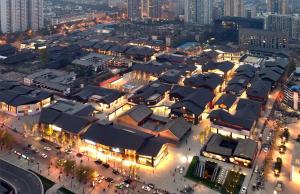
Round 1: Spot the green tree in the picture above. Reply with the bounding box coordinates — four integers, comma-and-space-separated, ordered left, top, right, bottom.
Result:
0, 130, 15, 148
63, 159, 76, 176
76, 165, 94, 183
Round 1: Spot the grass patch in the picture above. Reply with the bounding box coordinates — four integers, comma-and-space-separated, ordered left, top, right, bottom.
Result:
29, 170, 55, 193
221, 171, 245, 194
185, 156, 222, 191
58, 187, 75, 194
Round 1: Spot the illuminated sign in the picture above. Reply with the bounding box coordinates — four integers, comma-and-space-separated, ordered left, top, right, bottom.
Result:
111, 147, 121, 153
85, 139, 96, 145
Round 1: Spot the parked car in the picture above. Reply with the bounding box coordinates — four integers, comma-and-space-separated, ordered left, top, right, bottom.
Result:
279, 145, 286, 154
104, 177, 114, 183
56, 159, 67, 167
102, 163, 110, 168
112, 169, 120, 175
179, 167, 184, 174
275, 181, 284, 192
94, 160, 103, 165
65, 149, 72, 154
123, 178, 132, 184
43, 146, 51, 151
148, 183, 155, 189
274, 157, 282, 176
76, 153, 83, 157
142, 185, 151, 191
41, 153, 48, 159
240, 187, 247, 194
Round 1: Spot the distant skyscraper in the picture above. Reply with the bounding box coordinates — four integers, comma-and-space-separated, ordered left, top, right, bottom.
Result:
267, 0, 288, 14
28, 0, 44, 31
148, 0, 162, 18
224, 0, 244, 17
127, 0, 141, 20
0, 0, 43, 33
0, 0, 28, 33
213, 0, 224, 20
184, 0, 213, 25
263, 13, 300, 40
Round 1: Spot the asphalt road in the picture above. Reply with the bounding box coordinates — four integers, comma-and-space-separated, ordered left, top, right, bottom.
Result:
0, 159, 43, 194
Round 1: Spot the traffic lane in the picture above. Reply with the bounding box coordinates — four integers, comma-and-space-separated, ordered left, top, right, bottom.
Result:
0, 159, 43, 194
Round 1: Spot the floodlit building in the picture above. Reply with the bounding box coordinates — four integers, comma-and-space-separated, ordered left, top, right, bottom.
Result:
39, 100, 96, 143
209, 99, 262, 139
170, 87, 215, 124
129, 81, 171, 106
291, 141, 300, 181
284, 67, 300, 110
82, 123, 168, 167
0, 80, 53, 116
201, 134, 257, 167
116, 105, 191, 143
73, 85, 125, 110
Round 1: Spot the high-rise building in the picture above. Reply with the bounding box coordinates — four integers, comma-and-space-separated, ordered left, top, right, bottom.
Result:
28, 0, 44, 31
239, 28, 288, 53
184, 0, 213, 25
0, 0, 43, 33
267, 0, 288, 14
224, 0, 244, 17
140, 0, 162, 19
290, 0, 300, 14
127, 0, 142, 20
148, 0, 162, 18
213, 0, 224, 20
0, 0, 28, 33
260, 13, 300, 40
292, 16, 300, 40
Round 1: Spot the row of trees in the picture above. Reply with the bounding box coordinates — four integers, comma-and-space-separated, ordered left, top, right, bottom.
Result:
0, 129, 15, 148
60, 159, 97, 184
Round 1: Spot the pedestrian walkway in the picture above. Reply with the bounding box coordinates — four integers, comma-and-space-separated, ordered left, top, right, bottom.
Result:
46, 183, 64, 194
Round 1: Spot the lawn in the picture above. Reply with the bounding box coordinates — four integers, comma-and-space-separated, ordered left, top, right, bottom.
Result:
221, 170, 245, 194
29, 170, 55, 193
185, 156, 222, 191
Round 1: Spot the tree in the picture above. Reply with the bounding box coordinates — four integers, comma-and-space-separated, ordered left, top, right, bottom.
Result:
76, 165, 94, 183
0, 130, 15, 148
63, 159, 76, 176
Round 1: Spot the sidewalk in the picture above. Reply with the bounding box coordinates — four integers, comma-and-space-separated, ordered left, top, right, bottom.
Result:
46, 183, 64, 194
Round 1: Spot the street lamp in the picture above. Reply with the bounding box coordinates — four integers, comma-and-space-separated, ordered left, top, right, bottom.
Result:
37, 162, 40, 171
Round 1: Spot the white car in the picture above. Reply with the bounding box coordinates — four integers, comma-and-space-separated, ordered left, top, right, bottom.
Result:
240, 187, 247, 194
65, 149, 72, 154
179, 167, 184, 174
121, 182, 129, 188
43, 146, 51, 151
41, 153, 48, 158
142, 185, 151, 191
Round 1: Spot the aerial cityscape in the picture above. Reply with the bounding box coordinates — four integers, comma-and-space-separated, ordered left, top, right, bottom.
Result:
0, 0, 300, 194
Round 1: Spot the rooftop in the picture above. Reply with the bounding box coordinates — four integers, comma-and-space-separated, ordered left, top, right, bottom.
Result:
209, 98, 261, 131
82, 123, 166, 157
0, 80, 52, 107
203, 134, 257, 160
73, 85, 124, 104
